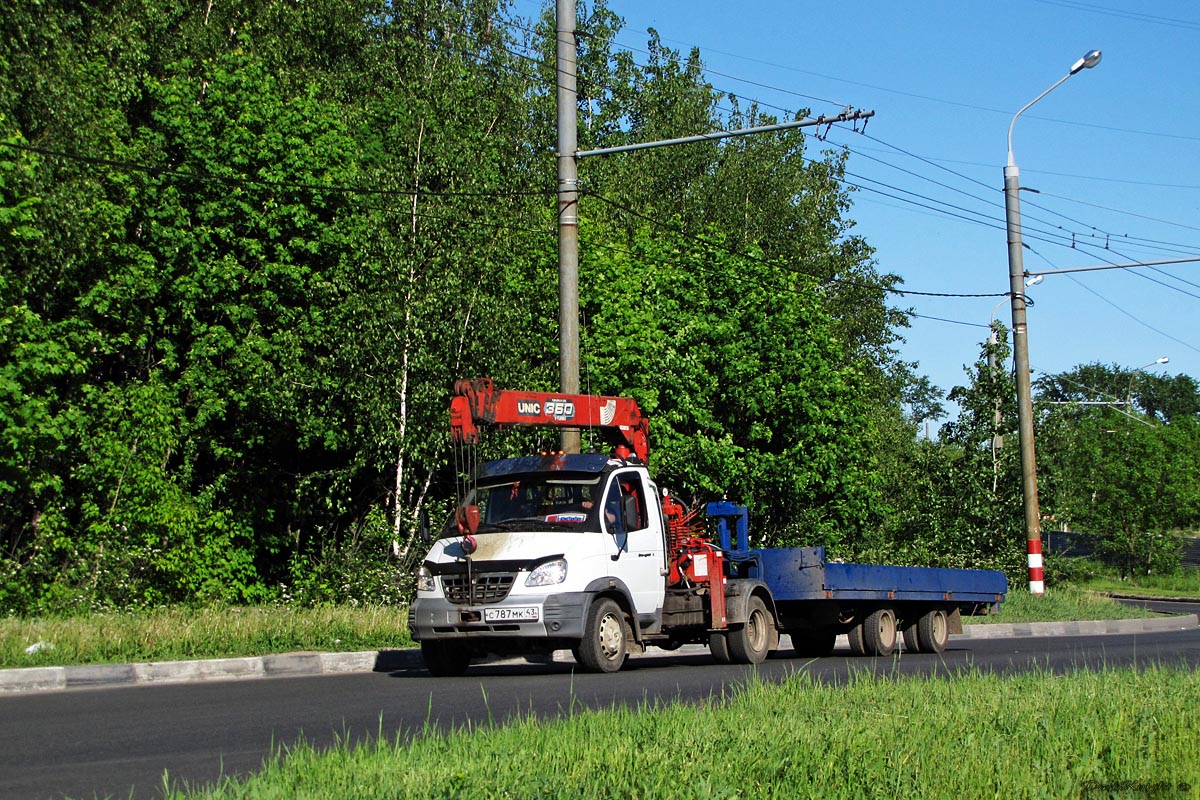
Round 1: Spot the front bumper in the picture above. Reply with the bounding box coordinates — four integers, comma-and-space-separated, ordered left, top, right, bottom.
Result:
409, 591, 590, 643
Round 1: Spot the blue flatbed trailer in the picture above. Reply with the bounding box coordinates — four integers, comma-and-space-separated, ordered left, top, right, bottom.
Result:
738, 546, 1007, 606
706, 502, 1008, 656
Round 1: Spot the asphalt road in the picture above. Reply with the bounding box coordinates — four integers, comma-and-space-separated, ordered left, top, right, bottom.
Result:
1114, 596, 1200, 616
3, 627, 1199, 800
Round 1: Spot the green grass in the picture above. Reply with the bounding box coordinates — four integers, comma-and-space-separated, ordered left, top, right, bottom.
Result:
1080, 572, 1200, 600
0, 605, 412, 670
163, 667, 1200, 799
965, 583, 1160, 625
2, 580, 1174, 669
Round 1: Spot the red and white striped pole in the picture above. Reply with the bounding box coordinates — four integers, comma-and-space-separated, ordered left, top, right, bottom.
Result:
1027, 537, 1044, 595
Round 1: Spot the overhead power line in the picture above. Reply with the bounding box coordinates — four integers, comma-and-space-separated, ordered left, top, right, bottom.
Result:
584, 189, 1006, 301
1026, 247, 1200, 355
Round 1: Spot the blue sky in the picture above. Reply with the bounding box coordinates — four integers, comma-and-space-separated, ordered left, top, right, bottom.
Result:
512, 1, 1200, 422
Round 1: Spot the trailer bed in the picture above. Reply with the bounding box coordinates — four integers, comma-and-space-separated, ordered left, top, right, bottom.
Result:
741, 546, 1007, 605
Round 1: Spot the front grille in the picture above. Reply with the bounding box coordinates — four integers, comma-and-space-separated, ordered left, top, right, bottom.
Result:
442, 573, 516, 604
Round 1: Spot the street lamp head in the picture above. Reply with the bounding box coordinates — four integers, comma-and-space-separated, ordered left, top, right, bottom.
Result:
1007, 49, 1102, 166
1070, 49, 1102, 75
1135, 356, 1170, 372
1025, 274, 1045, 288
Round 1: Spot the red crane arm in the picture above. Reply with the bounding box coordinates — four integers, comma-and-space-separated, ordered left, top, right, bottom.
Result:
449, 378, 650, 464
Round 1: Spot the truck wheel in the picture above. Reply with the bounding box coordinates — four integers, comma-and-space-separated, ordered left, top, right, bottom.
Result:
709, 632, 732, 664
861, 608, 897, 656
916, 609, 950, 654
575, 598, 629, 673
421, 641, 471, 677
847, 623, 867, 656
902, 624, 922, 653
791, 630, 836, 658
727, 596, 774, 665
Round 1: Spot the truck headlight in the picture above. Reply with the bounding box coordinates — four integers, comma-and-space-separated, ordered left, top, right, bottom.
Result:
416, 566, 435, 593
525, 558, 567, 587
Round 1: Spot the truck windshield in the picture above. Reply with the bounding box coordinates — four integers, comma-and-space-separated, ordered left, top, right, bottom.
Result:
475, 473, 605, 533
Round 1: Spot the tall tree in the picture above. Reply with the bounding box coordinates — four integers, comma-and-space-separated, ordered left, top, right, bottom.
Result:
579, 226, 881, 550
872, 325, 1024, 574
0, 0, 931, 610
1037, 363, 1200, 576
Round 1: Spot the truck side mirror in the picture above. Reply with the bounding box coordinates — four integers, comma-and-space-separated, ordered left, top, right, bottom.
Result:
418, 508, 432, 546
621, 494, 639, 531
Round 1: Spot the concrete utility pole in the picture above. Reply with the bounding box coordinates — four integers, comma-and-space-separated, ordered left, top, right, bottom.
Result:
556, 0, 580, 453
1004, 49, 1101, 595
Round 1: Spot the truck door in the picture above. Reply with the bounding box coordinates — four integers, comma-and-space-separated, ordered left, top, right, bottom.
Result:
604, 470, 666, 619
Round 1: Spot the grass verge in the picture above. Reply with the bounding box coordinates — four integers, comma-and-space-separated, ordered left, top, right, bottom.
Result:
1080, 573, 1200, 600
1, 605, 412, 670
3, 580, 1180, 669
165, 667, 1200, 799
965, 583, 1159, 624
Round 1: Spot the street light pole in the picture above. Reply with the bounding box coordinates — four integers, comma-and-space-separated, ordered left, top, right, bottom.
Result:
1004, 49, 1101, 595
556, 0, 580, 453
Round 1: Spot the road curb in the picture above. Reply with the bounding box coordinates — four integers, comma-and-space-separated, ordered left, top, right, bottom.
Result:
954, 613, 1199, 640
0, 650, 413, 696
2, 614, 1196, 695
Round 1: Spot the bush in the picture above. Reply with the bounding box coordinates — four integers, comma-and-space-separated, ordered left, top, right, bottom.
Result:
283, 508, 412, 607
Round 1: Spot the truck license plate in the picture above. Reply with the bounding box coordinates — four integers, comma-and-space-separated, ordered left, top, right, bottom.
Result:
484, 606, 539, 623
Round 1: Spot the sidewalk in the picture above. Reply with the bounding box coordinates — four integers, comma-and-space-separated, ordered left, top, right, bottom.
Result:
3, 612, 1195, 695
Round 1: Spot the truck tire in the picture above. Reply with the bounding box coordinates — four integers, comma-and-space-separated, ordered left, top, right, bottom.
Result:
727, 596, 774, 665
916, 609, 950, 654
861, 608, 897, 656
902, 624, 922, 653
847, 623, 867, 656
575, 598, 630, 673
791, 630, 837, 658
709, 631, 733, 664
421, 641, 471, 677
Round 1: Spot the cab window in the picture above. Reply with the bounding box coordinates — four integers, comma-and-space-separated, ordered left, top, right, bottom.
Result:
604, 473, 648, 533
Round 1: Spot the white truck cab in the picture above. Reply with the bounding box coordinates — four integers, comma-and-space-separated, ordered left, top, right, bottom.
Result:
410, 453, 669, 674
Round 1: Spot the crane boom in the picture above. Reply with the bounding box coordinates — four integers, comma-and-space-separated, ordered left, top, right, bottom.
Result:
449, 378, 650, 464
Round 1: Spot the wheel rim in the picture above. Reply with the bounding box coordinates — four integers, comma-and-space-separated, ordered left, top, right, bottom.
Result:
598, 612, 624, 661
932, 611, 947, 645
747, 607, 768, 653
878, 611, 896, 649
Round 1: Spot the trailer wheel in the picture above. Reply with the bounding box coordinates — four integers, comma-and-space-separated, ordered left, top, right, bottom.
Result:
727, 596, 774, 665
575, 598, 629, 673
791, 630, 837, 658
902, 624, 922, 653
709, 632, 732, 664
861, 608, 898, 656
421, 641, 471, 677
847, 623, 867, 656
916, 609, 950, 654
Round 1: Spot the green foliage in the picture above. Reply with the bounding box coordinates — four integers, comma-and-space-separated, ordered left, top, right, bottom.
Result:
283, 508, 413, 607
1037, 363, 1200, 578
867, 325, 1023, 575
0, 0, 552, 611
0, 0, 919, 610
581, 226, 881, 549
22, 0, 1197, 608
